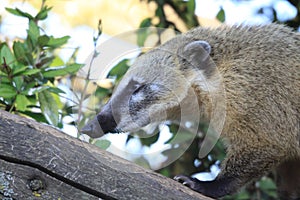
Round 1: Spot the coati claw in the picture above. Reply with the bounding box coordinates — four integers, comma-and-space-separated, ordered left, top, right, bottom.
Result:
174, 175, 198, 189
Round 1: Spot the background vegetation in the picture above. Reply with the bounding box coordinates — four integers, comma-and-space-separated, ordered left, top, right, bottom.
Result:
0, 0, 299, 199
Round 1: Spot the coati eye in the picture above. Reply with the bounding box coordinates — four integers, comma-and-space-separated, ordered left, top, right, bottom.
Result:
132, 84, 146, 95
131, 84, 147, 103
130, 83, 160, 104
132, 83, 142, 91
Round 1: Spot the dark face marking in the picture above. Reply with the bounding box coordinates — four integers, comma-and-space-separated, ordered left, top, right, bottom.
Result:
96, 102, 118, 133
128, 83, 162, 125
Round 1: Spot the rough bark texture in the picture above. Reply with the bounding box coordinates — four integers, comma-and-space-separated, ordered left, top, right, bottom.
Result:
0, 110, 212, 200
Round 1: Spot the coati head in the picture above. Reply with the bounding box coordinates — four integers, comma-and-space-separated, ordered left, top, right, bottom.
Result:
81, 38, 218, 138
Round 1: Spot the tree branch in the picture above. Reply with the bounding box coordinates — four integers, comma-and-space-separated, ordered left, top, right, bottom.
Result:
0, 110, 213, 200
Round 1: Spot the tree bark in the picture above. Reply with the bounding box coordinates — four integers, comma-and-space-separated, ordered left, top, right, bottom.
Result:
0, 110, 213, 200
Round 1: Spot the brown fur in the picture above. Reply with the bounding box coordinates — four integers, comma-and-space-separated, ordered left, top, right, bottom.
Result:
176, 24, 300, 198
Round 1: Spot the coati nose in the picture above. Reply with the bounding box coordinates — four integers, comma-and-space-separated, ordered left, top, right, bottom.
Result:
81, 117, 104, 138
81, 103, 118, 138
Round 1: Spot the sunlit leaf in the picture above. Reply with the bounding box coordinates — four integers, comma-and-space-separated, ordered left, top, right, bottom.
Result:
27, 20, 40, 46
50, 56, 64, 67
22, 69, 41, 75
38, 90, 59, 126
42, 63, 83, 77
46, 36, 70, 48
0, 84, 17, 98
5, 7, 34, 19
26, 85, 49, 95
0, 44, 15, 66
47, 87, 66, 94
15, 94, 29, 111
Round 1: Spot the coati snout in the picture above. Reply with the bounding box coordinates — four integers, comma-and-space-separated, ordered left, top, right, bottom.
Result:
82, 24, 300, 199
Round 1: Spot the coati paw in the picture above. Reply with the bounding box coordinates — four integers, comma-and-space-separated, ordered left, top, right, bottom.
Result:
175, 174, 238, 198
174, 175, 203, 191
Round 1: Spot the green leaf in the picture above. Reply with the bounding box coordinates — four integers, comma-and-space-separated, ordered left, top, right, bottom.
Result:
134, 157, 151, 169
15, 94, 29, 111
25, 36, 34, 52
46, 36, 70, 48
37, 56, 55, 69
139, 18, 152, 28
0, 44, 15, 66
38, 35, 50, 47
136, 27, 151, 47
5, 7, 34, 19
38, 90, 59, 126
20, 81, 36, 95
27, 20, 40, 46
94, 140, 111, 150
108, 59, 129, 81
12, 65, 28, 76
0, 76, 10, 84
216, 7, 225, 23
19, 111, 47, 123
47, 87, 66, 94
42, 63, 83, 78
259, 178, 277, 191
35, 6, 52, 21
13, 41, 28, 65
25, 85, 49, 95
22, 68, 41, 75
95, 87, 110, 99
187, 0, 196, 13
0, 70, 6, 76
13, 76, 23, 91
0, 84, 17, 98
50, 56, 64, 67
140, 133, 160, 146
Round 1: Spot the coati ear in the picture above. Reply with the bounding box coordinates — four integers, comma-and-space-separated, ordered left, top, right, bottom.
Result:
178, 40, 212, 71
184, 41, 211, 57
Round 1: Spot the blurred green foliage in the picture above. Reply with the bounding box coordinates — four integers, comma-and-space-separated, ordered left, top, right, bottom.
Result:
0, 1, 82, 128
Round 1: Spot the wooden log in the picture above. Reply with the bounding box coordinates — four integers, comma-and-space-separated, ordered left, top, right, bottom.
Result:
0, 110, 213, 200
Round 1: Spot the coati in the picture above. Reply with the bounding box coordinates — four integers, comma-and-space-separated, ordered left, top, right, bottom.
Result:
82, 24, 300, 199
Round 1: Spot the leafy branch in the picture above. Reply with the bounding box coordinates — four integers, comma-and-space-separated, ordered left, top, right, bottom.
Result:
0, 1, 83, 127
